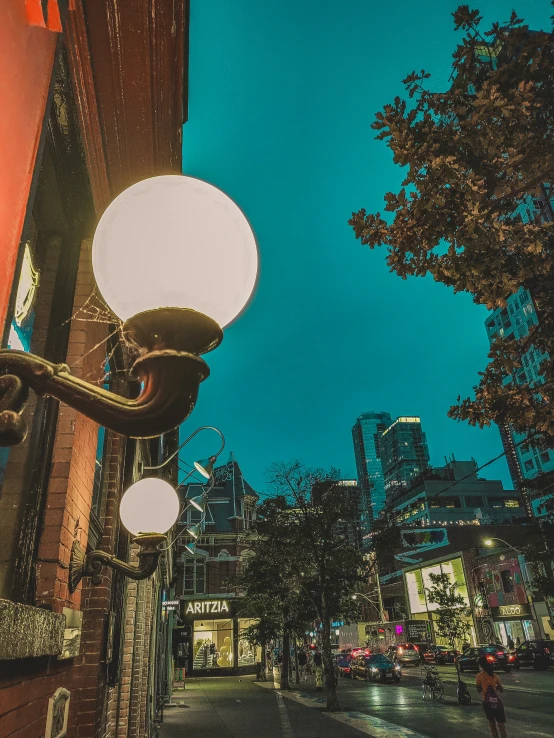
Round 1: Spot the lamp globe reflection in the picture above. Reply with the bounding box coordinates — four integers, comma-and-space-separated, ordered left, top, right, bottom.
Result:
92, 175, 258, 327
119, 478, 180, 537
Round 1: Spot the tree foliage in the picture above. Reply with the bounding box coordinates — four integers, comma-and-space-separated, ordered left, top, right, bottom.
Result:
350, 4, 554, 443
426, 572, 472, 676
240, 461, 366, 710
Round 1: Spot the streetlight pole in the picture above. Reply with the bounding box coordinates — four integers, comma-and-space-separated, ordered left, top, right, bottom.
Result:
352, 591, 385, 624
483, 537, 545, 639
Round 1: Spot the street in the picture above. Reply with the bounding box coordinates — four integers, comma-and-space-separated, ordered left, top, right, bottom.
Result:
161, 665, 554, 738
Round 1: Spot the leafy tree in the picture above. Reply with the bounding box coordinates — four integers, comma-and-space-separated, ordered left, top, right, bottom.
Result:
239, 495, 316, 690
241, 462, 365, 709
264, 461, 366, 711
350, 4, 554, 446
426, 572, 472, 678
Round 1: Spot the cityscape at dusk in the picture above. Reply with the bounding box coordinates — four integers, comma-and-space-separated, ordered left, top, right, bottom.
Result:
1, 2, 554, 737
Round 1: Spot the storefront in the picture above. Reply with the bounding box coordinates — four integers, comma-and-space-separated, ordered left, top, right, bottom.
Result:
491, 604, 536, 645
179, 597, 261, 676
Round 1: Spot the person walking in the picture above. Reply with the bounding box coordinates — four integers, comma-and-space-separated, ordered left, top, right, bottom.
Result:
313, 648, 323, 691
298, 649, 308, 682
507, 635, 515, 650
476, 655, 508, 738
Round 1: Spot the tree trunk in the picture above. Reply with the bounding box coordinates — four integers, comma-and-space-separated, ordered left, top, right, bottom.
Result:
321, 615, 340, 711
261, 639, 267, 673
294, 640, 299, 684
281, 626, 290, 690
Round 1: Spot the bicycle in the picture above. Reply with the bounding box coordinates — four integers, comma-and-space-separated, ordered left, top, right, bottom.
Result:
421, 666, 444, 701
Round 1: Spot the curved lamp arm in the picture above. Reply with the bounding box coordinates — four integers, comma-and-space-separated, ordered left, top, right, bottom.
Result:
69, 533, 166, 593
485, 537, 523, 556
0, 308, 222, 446
144, 425, 225, 471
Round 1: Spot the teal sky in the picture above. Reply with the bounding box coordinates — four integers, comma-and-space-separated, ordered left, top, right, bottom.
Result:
180, 1, 552, 494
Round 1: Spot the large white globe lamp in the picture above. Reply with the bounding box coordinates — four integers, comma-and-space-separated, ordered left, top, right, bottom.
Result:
92, 175, 258, 328
119, 478, 180, 536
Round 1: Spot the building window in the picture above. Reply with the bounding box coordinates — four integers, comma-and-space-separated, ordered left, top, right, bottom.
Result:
193, 619, 233, 669
183, 559, 205, 595
540, 452, 550, 465
504, 499, 521, 508
500, 569, 514, 594
524, 460, 535, 472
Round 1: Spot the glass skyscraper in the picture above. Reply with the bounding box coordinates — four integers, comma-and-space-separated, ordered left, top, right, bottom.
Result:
352, 411, 392, 526
379, 417, 430, 499
485, 283, 554, 517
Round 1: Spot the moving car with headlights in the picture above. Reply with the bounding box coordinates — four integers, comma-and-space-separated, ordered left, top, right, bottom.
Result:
458, 645, 517, 672
351, 654, 402, 682
386, 643, 420, 667
516, 640, 554, 670
334, 653, 352, 678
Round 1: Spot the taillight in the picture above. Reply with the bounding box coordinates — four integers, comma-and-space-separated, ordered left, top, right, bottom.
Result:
545, 648, 550, 654
414, 645, 419, 651
497, 652, 504, 656
486, 655, 495, 662
508, 655, 514, 661
398, 647, 404, 655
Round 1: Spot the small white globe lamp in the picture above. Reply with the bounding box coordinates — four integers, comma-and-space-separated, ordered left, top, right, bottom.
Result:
92, 174, 258, 328
119, 478, 180, 537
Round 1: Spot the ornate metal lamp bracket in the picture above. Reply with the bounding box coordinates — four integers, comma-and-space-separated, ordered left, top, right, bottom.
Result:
69, 533, 166, 593
0, 308, 222, 446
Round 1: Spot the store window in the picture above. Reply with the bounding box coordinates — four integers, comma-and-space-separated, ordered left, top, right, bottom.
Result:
193, 619, 233, 669
238, 618, 260, 666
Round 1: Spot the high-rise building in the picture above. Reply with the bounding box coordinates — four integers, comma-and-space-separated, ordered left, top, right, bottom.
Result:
352, 411, 392, 524
386, 459, 524, 526
380, 416, 430, 498
485, 279, 554, 518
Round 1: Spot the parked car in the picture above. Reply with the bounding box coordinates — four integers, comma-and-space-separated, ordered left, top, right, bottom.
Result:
425, 645, 459, 665
386, 643, 420, 667
458, 645, 517, 673
351, 654, 402, 682
335, 653, 352, 678
516, 640, 554, 670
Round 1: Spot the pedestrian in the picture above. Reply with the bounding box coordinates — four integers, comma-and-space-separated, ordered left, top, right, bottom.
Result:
515, 636, 521, 647
313, 647, 323, 690
476, 655, 508, 738
276, 650, 283, 672
507, 635, 514, 650
266, 649, 273, 672
298, 649, 308, 682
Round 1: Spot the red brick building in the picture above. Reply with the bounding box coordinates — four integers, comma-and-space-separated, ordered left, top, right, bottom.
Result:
0, 2, 188, 736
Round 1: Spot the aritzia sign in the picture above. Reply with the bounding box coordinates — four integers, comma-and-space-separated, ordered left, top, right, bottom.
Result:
185, 600, 231, 615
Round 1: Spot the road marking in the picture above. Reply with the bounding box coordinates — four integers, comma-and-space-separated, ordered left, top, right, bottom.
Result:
276, 691, 295, 738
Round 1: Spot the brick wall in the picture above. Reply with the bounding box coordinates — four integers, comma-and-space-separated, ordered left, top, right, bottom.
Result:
36, 241, 107, 614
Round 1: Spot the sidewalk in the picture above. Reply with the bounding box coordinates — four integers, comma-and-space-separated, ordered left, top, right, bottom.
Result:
159, 675, 370, 738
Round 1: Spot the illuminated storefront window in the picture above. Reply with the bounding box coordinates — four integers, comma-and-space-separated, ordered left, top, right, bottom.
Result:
238, 619, 261, 667
193, 618, 233, 669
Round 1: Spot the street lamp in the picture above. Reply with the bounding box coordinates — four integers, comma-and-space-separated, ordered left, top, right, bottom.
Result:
69, 478, 180, 592
2, 175, 257, 590
483, 537, 522, 555
351, 592, 385, 623
0, 175, 258, 446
